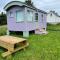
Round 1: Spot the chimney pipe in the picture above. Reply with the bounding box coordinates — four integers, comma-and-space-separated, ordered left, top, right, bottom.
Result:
25, 0, 32, 4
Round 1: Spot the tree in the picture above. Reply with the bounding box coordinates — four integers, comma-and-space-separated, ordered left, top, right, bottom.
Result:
0, 12, 7, 25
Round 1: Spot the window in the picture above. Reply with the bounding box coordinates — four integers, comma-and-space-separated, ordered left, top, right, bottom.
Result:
16, 10, 24, 22
41, 14, 44, 22
50, 13, 52, 16
35, 13, 38, 22
10, 12, 13, 17
27, 10, 33, 21
42, 14, 43, 18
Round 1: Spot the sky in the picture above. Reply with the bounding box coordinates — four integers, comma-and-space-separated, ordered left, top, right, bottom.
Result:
0, 0, 60, 14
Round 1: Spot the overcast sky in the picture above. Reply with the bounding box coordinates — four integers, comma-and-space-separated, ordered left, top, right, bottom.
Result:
0, 0, 60, 14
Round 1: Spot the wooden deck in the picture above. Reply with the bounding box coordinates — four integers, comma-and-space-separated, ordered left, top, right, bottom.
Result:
0, 36, 29, 57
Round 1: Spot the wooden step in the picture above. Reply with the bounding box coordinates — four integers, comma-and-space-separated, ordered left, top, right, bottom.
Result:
35, 29, 48, 34
36, 29, 46, 32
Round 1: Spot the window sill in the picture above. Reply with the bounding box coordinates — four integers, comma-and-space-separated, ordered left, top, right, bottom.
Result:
26, 21, 34, 23
16, 21, 24, 23
10, 17, 14, 18
16, 21, 38, 23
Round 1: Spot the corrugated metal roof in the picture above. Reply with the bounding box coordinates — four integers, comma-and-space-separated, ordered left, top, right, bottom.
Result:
50, 11, 60, 17
4, 1, 47, 14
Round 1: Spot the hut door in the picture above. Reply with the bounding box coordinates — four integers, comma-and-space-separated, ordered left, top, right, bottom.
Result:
35, 13, 39, 29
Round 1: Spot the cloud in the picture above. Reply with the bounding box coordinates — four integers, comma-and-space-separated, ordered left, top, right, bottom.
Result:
32, 0, 60, 14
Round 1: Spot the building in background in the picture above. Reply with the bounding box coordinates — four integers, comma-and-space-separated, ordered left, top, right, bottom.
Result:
47, 11, 60, 24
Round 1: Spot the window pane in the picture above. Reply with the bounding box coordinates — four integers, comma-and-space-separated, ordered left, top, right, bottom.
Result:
27, 10, 33, 21
35, 13, 38, 22
50, 13, 52, 16
42, 14, 43, 22
10, 12, 13, 17
42, 14, 43, 18
16, 11, 24, 22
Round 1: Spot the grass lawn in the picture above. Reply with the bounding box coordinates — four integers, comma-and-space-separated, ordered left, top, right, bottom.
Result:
0, 24, 60, 60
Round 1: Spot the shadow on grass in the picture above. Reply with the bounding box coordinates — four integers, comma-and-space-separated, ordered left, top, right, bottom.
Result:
10, 30, 35, 36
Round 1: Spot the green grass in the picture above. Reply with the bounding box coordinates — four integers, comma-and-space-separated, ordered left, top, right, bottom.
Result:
0, 25, 7, 36
0, 24, 60, 60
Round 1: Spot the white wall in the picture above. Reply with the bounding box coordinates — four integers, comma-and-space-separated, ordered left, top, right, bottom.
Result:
47, 13, 60, 24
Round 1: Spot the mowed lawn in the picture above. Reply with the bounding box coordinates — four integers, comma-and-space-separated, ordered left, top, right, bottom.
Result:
0, 24, 60, 60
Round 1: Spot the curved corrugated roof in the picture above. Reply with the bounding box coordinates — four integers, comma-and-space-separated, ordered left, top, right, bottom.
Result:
4, 1, 47, 14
